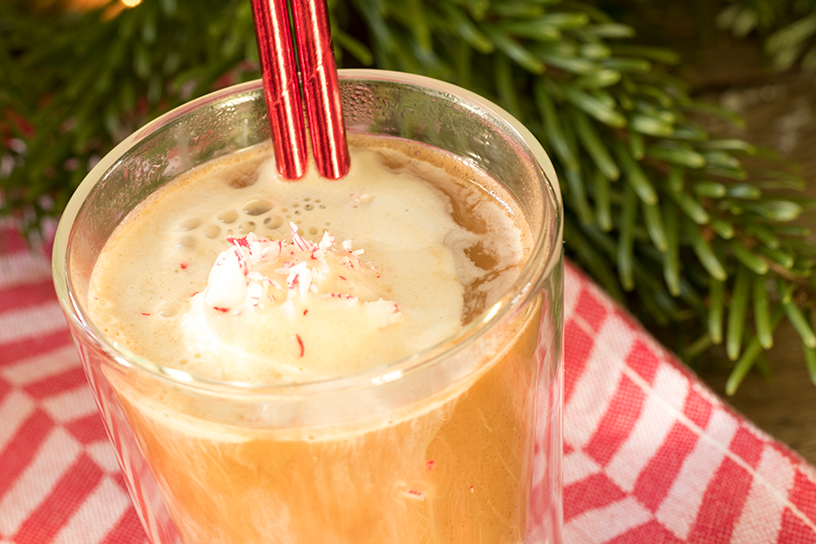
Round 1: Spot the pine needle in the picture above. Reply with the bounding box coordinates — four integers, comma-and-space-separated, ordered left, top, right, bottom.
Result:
573, 109, 620, 180
726, 307, 784, 395
732, 241, 769, 275
726, 266, 752, 361
662, 201, 682, 297
783, 291, 816, 349
642, 201, 668, 252
593, 169, 613, 232
708, 277, 725, 344
615, 142, 658, 205
618, 183, 638, 291
687, 221, 726, 280
753, 275, 773, 349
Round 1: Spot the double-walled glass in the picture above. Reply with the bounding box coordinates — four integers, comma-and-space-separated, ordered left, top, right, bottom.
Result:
53, 70, 564, 544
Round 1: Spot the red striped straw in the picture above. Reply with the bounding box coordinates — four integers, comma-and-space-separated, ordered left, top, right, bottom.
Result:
250, 0, 350, 180
291, 0, 350, 179
250, 0, 308, 180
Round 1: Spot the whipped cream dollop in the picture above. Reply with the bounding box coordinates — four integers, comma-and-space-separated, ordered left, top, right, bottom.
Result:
181, 223, 409, 381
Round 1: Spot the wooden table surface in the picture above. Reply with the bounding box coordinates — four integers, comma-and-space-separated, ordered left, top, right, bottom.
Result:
682, 38, 816, 464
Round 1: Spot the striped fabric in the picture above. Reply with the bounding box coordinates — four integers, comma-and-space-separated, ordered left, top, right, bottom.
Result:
1, 222, 815, 543
563, 263, 816, 544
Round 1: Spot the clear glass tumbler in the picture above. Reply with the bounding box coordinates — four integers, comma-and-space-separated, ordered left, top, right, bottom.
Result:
53, 70, 564, 544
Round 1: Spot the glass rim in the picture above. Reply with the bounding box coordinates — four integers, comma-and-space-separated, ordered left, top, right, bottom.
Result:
52, 69, 563, 398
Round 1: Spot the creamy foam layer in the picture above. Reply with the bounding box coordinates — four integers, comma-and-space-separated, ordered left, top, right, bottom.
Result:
108, 297, 539, 443
89, 135, 528, 384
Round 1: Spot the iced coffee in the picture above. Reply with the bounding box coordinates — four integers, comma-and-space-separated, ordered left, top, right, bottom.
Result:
54, 72, 563, 544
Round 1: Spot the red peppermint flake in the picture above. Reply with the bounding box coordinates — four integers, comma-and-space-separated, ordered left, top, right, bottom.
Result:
303, 309, 309, 316
338, 275, 347, 281
403, 490, 425, 501
227, 236, 250, 248
213, 307, 230, 313
296, 334, 305, 357
288, 275, 300, 290
426, 460, 435, 470
290, 222, 314, 252
141, 312, 151, 316
180, 262, 189, 270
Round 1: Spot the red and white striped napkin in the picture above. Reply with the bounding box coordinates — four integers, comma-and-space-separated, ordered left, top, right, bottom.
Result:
1, 222, 815, 544
562, 263, 816, 543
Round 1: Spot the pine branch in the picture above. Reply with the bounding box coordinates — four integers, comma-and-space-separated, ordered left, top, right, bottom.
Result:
2, 0, 816, 392
719, 0, 816, 73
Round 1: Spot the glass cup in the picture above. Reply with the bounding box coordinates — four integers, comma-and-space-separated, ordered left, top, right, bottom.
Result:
53, 70, 564, 544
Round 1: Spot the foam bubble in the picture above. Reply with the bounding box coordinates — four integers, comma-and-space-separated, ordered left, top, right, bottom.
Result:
178, 235, 196, 250
157, 300, 182, 318
179, 218, 201, 231
264, 215, 283, 229
218, 210, 238, 224
204, 224, 220, 239
242, 199, 273, 216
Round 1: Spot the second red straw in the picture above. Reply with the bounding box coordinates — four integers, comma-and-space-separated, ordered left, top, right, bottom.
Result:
250, 0, 349, 180
291, 0, 350, 180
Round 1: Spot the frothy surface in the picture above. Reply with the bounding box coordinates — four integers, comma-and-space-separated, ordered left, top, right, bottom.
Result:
88, 135, 528, 384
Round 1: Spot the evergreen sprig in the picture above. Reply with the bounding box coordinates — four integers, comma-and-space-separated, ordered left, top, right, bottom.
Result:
3, 0, 816, 392
719, 0, 816, 74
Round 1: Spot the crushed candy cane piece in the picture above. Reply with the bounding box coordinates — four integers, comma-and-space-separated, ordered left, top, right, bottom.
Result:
195, 224, 401, 329
350, 192, 373, 204
403, 490, 425, 501
295, 334, 304, 357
